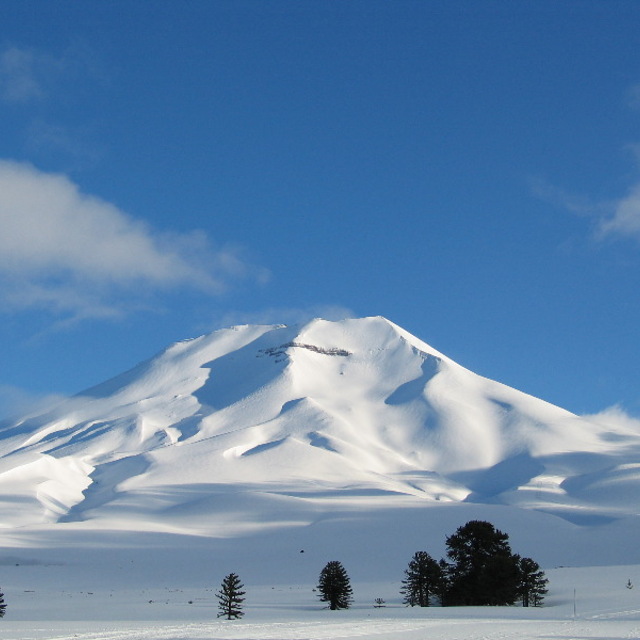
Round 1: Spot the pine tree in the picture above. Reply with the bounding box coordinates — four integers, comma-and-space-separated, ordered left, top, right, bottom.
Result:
0, 587, 6, 618
437, 559, 450, 605
518, 557, 548, 607
317, 560, 353, 610
443, 520, 520, 606
216, 573, 245, 619
400, 551, 443, 606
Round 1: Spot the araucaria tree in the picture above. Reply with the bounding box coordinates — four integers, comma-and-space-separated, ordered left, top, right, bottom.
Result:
401, 551, 443, 606
0, 587, 6, 618
216, 573, 246, 619
443, 520, 521, 606
517, 557, 548, 607
317, 560, 353, 610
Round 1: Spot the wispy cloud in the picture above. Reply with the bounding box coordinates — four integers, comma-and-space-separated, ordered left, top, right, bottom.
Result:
0, 383, 67, 422
597, 183, 640, 240
627, 83, 640, 111
530, 178, 603, 219
0, 46, 45, 103
1, 44, 107, 165
0, 160, 267, 321
531, 174, 640, 245
0, 43, 100, 104
584, 405, 640, 432
26, 119, 104, 167
213, 305, 356, 329
531, 82, 640, 246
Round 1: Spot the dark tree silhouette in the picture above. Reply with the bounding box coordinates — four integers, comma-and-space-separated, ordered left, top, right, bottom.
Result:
216, 573, 246, 619
444, 520, 521, 606
518, 557, 548, 607
0, 587, 6, 618
400, 551, 443, 606
317, 560, 353, 610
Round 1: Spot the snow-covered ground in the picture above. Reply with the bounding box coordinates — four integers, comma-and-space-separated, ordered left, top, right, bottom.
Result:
2, 561, 640, 639
2, 518, 640, 640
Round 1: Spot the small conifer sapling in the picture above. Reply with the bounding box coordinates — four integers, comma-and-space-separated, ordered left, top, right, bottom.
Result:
216, 573, 246, 620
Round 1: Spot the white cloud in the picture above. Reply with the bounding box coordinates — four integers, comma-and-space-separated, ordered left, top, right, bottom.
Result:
0, 160, 265, 319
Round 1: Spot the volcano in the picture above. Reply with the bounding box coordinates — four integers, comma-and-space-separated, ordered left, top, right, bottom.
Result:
1, 316, 639, 548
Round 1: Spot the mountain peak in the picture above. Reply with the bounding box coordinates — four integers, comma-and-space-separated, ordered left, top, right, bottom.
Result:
0, 316, 638, 535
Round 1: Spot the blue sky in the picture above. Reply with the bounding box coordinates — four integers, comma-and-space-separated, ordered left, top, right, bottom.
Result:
1, 0, 640, 420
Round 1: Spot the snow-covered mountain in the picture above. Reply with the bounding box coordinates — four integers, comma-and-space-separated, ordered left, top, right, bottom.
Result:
5, 317, 640, 632
1, 316, 640, 552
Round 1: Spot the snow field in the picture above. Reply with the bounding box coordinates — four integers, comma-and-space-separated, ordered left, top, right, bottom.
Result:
2, 568, 640, 640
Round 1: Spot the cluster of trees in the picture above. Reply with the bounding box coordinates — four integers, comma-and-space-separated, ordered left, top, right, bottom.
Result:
401, 520, 548, 607
313, 521, 547, 612
300, 520, 548, 613
214, 520, 549, 620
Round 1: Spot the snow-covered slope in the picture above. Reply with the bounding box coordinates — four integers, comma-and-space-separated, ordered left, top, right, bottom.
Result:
1, 316, 639, 548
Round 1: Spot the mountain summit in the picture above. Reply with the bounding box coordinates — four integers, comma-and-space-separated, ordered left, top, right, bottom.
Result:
1, 316, 639, 536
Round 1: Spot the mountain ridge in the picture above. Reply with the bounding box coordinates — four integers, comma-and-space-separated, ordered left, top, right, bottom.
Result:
1, 316, 639, 539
